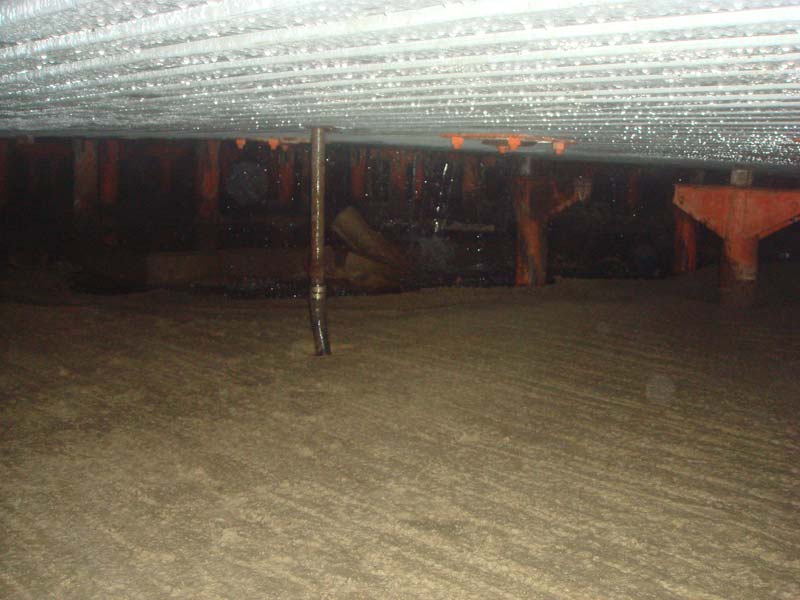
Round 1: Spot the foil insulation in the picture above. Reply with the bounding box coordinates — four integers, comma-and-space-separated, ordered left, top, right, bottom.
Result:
1, 0, 799, 167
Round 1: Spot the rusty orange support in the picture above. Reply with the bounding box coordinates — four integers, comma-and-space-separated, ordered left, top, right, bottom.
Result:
99, 140, 120, 206
389, 150, 410, 209
462, 155, 480, 197
389, 151, 407, 196
673, 207, 697, 275
720, 236, 759, 305
149, 143, 188, 198
673, 170, 703, 275
73, 139, 98, 228
278, 146, 294, 208
513, 175, 591, 287
673, 181, 800, 307
442, 133, 573, 155
514, 184, 547, 287
351, 148, 367, 201
195, 140, 221, 250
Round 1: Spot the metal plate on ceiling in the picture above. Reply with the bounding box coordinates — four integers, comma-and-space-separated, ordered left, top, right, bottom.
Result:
1, 0, 799, 168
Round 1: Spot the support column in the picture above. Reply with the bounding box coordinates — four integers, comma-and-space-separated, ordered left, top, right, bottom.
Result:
99, 140, 120, 247
516, 222, 547, 287
673, 170, 701, 275
195, 140, 220, 250
513, 179, 547, 287
351, 148, 367, 201
462, 155, 480, 219
389, 150, 409, 212
513, 174, 591, 287
673, 208, 697, 274
720, 236, 758, 307
151, 143, 187, 199
309, 127, 331, 356
413, 153, 424, 202
278, 146, 294, 208
100, 140, 120, 206
73, 139, 98, 232
720, 169, 756, 307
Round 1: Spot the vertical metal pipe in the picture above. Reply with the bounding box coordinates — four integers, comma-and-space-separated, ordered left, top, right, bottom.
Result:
309, 127, 331, 356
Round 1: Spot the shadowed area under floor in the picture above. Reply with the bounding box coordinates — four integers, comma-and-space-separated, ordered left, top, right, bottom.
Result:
1, 266, 799, 599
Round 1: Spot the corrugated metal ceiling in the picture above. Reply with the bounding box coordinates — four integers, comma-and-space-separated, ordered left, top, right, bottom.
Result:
1, 0, 799, 168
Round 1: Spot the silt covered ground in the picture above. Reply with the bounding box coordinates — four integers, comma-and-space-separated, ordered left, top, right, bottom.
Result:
1, 265, 799, 599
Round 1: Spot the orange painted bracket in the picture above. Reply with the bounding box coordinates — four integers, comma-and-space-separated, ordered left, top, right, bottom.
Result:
255, 136, 309, 147
441, 133, 575, 154
449, 135, 464, 150
673, 184, 800, 240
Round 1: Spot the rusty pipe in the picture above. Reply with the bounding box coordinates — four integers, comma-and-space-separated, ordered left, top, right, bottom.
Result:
309, 127, 331, 355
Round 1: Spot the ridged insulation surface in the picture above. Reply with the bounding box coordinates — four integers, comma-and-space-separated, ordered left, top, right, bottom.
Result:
1, 0, 800, 167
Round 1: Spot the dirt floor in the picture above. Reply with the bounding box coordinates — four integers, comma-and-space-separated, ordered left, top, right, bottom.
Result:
1, 264, 799, 599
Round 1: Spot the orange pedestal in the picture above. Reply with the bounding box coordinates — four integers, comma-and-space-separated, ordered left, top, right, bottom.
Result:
673, 184, 800, 306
